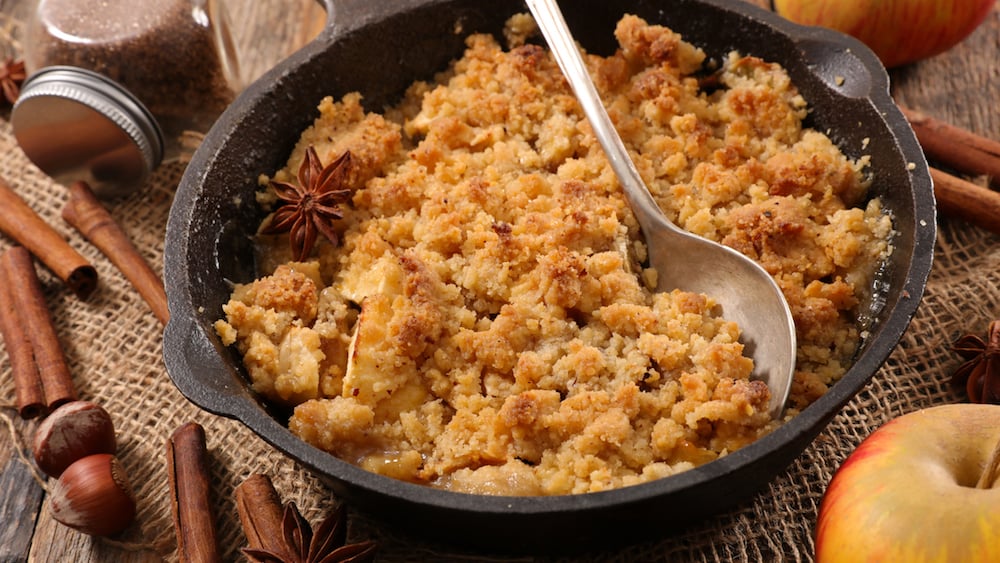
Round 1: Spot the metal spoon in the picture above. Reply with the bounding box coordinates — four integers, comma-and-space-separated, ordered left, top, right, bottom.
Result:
525, 0, 795, 419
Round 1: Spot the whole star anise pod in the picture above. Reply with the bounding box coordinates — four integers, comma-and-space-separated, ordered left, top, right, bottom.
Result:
243, 503, 376, 563
0, 57, 26, 105
951, 320, 1000, 404
263, 146, 353, 261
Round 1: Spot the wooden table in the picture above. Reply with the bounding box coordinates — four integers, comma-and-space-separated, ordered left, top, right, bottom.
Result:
2, 1, 999, 561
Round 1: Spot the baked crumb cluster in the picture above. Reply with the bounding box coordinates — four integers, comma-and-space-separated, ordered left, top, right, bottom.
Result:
215, 15, 892, 495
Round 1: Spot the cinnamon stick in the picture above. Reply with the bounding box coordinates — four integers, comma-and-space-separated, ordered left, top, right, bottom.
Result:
930, 167, 1000, 234
0, 250, 45, 418
167, 422, 221, 563
894, 106, 1000, 234
62, 181, 169, 324
0, 176, 97, 299
901, 106, 1000, 188
0, 246, 77, 411
235, 474, 288, 557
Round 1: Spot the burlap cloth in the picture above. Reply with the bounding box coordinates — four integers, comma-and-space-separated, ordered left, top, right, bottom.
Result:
0, 3, 996, 562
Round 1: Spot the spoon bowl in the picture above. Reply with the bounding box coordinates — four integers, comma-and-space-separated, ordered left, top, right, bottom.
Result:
526, 0, 796, 418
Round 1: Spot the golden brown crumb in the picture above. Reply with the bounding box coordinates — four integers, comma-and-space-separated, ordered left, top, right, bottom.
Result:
218, 14, 891, 495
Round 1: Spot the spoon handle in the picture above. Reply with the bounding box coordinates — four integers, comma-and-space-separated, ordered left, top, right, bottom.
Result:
525, 0, 675, 233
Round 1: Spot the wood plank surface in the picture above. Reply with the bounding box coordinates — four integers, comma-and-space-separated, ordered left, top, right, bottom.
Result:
0, 415, 43, 563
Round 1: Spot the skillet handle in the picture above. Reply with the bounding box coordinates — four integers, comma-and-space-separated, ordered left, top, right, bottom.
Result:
792, 34, 884, 100
163, 313, 250, 420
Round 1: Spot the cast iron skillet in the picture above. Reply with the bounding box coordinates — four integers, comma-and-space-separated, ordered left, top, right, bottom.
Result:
163, 0, 935, 552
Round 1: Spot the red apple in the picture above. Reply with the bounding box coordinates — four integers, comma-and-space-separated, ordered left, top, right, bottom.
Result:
815, 404, 1000, 562
773, 0, 995, 68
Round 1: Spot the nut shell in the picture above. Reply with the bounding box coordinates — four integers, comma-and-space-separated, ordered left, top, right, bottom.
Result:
33, 400, 116, 478
50, 453, 136, 537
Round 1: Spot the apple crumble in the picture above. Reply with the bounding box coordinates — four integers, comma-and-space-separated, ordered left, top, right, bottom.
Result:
214, 14, 892, 495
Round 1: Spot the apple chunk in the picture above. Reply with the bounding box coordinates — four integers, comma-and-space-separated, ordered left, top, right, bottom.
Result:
344, 293, 409, 405
815, 404, 1000, 562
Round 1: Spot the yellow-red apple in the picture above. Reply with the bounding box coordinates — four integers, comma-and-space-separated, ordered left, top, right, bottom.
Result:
773, 0, 995, 68
815, 404, 1000, 562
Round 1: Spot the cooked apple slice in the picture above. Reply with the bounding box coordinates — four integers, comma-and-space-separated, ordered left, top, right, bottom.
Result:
337, 248, 404, 304
344, 290, 424, 406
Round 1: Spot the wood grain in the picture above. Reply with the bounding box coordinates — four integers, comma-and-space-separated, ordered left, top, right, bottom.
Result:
0, 414, 43, 562
28, 497, 162, 563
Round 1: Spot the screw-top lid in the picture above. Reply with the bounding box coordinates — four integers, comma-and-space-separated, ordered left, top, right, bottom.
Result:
11, 66, 164, 198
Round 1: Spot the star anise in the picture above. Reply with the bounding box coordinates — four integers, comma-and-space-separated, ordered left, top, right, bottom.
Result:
243, 503, 376, 563
0, 57, 26, 105
263, 146, 353, 261
951, 320, 1000, 404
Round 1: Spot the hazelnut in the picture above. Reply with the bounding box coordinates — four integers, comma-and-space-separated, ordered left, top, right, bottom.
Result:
33, 400, 117, 479
49, 453, 136, 537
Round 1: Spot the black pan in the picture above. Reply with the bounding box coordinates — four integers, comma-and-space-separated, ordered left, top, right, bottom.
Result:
163, 0, 935, 552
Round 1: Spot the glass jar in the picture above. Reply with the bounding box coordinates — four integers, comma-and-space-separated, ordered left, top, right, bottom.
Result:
11, 0, 243, 197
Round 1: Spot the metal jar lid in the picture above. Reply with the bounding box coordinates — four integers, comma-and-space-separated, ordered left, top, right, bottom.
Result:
11, 66, 164, 198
